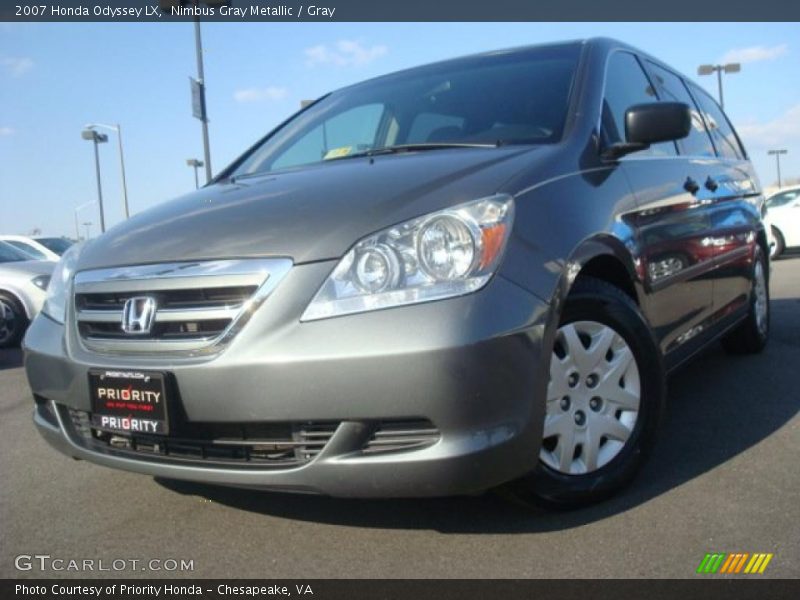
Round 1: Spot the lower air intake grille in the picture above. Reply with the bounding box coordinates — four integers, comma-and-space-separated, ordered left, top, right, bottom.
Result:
363, 419, 440, 455
64, 407, 338, 469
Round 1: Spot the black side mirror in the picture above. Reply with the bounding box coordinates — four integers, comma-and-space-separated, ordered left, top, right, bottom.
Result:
603, 102, 692, 160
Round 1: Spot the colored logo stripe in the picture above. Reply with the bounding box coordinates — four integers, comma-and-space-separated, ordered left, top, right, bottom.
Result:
697, 553, 726, 573
698, 552, 773, 574
744, 553, 773, 574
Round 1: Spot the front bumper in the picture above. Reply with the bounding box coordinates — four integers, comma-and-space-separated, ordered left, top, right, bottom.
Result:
24, 262, 552, 498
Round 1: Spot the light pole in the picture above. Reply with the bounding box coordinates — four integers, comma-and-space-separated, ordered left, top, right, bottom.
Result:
193, 7, 213, 184
768, 149, 788, 189
161, 0, 227, 183
73, 200, 96, 241
186, 158, 204, 189
85, 123, 130, 219
81, 129, 108, 233
698, 63, 741, 109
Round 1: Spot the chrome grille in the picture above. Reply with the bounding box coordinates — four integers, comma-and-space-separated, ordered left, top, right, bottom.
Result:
363, 419, 440, 454
72, 259, 291, 354
64, 407, 338, 469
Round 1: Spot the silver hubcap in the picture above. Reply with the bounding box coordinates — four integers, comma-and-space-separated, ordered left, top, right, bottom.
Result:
754, 260, 768, 335
0, 299, 15, 344
540, 320, 641, 475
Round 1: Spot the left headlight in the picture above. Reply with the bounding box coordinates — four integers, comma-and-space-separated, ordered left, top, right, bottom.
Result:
302, 194, 514, 321
31, 275, 51, 290
42, 243, 82, 324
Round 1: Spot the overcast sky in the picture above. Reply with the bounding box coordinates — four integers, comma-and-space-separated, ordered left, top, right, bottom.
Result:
1, 21, 798, 237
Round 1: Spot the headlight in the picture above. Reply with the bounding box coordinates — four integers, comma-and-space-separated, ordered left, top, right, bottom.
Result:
42, 243, 82, 324
302, 194, 514, 321
31, 275, 51, 290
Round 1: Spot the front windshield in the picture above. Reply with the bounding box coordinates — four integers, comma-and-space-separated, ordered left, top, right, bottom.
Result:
232, 44, 580, 178
0, 242, 31, 263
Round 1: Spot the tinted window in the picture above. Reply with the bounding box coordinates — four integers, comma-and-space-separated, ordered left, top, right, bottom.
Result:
767, 190, 800, 208
690, 86, 744, 160
34, 237, 74, 255
646, 62, 716, 158
233, 45, 581, 177
602, 52, 676, 157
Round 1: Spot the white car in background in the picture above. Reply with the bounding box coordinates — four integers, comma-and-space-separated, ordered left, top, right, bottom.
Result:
0, 235, 74, 262
765, 185, 800, 259
0, 241, 54, 347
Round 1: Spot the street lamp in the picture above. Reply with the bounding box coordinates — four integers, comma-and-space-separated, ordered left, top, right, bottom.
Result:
768, 149, 788, 189
697, 63, 741, 109
186, 158, 204, 189
85, 123, 130, 219
73, 200, 96, 241
81, 129, 108, 233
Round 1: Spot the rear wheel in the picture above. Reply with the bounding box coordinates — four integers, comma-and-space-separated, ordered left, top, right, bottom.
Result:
509, 277, 665, 509
721, 247, 769, 355
0, 293, 28, 348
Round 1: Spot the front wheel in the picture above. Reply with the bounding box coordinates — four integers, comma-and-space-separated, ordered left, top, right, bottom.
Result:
0, 293, 29, 348
508, 277, 665, 509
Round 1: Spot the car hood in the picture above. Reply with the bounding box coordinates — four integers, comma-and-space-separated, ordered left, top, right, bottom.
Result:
76, 146, 541, 271
0, 260, 55, 278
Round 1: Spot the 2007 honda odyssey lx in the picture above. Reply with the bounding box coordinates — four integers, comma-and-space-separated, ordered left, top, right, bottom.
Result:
24, 38, 769, 508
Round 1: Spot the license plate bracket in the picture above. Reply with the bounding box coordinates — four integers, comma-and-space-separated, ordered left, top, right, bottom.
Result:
89, 369, 169, 435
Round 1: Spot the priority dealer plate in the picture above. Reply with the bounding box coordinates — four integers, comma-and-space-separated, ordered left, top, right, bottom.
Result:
89, 370, 169, 435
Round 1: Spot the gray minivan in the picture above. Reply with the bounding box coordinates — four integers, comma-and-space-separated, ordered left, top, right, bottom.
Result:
24, 38, 768, 507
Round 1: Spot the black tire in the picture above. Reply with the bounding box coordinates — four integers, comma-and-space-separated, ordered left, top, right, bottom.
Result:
0, 292, 29, 348
508, 276, 666, 510
721, 247, 769, 355
770, 226, 784, 260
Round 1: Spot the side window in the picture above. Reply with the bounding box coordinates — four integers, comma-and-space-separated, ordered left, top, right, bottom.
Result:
271, 103, 385, 170
646, 62, 716, 158
767, 190, 800, 209
602, 52, 676, 157
407, 112, 465, 143
689, 86, 745, 160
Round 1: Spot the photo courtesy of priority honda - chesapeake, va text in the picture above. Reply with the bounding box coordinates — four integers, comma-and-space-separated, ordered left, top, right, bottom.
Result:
23, 38, 770, 509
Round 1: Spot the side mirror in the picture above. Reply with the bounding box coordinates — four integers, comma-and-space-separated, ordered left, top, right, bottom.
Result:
603, 102, 692, 160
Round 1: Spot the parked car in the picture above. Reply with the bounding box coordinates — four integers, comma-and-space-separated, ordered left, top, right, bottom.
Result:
23, 38, 769, 508
0, 241, 54, 347
764, 185, 800, 258
0, 235, 69, 261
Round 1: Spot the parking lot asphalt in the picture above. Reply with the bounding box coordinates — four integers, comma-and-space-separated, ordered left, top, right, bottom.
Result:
1, 257, 798, 579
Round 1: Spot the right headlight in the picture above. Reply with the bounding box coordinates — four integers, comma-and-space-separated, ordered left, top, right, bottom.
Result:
301, 194, 514, 321
42, 243, 82, 324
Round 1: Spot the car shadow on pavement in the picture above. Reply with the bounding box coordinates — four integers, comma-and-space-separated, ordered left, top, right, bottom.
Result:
151, 295, 796, 531
0, 348, 24, 371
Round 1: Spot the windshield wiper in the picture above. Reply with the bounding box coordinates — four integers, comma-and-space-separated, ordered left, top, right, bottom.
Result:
326, 142, 498, 161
